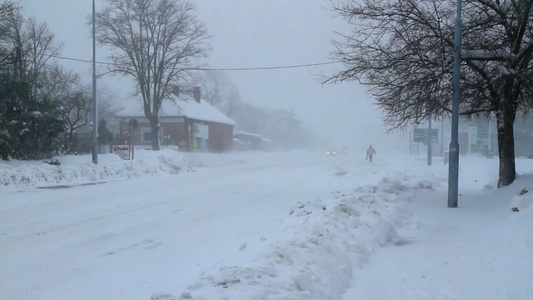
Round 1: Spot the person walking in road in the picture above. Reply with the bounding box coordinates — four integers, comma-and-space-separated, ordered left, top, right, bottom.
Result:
366, 145, 377, 162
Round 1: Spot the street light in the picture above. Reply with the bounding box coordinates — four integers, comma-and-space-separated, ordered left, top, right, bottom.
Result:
92, 0, 98, 164
448, 0, 462, 207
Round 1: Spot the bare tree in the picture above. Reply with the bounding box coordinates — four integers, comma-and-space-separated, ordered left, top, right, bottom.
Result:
2, 9, 62, 92
25, 17, 62, 100
224, 84, 242, 118
61, 91, 92, 153
191, 70, 233, 106
38, 64, 91, 153
96, 89, 122, 135
191, 70, 243, 118
95, 0, 209, 150
37, 63, 76, 101
4, 7, 27, 81
326, 0, 533, 187
0, 1, 15, 30
0, 1, 17, 67
0, 5, 66, 160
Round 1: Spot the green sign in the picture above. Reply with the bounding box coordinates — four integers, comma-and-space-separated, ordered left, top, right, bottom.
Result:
477, 126, 489, 138
470, 125, 489, 149
413, 128, 426, 143
413, 128, 438, 143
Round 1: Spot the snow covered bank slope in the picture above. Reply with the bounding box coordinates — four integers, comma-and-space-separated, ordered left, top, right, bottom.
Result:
0, 149, 190, 187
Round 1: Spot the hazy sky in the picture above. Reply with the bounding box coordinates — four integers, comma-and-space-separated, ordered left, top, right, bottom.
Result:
20, 0, 406, 151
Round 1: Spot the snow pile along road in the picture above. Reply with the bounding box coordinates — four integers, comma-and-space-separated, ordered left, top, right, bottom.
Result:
0, 149, 190, 187
165, 174, 439, 300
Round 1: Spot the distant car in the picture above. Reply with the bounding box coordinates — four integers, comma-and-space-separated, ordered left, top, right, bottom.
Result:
326, 149, 337, 156
339, 148, 348, 154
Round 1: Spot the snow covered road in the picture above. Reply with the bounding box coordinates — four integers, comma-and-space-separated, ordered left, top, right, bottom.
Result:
1, 151, 383, 300
2, 150, 532, 300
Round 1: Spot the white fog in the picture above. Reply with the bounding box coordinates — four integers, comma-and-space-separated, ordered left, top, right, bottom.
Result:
21, 0, 406, 153
3, 1, 532, 300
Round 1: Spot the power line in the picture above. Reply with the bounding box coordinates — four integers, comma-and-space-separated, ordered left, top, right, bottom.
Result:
189, 61, 341, 71
51, 54, 114, 66
48, 54, 342, 71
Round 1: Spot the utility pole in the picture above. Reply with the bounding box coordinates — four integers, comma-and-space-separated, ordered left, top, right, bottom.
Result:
441, 118, 445, 157
427, 117, 432, 166
409, 131, 412, 156
92, 0, 98, 164
448, 0, 462, 208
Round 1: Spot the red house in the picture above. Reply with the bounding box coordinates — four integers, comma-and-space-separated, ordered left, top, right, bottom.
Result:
115, 98, 236, 152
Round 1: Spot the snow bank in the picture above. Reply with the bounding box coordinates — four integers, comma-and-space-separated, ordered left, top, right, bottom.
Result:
0, 149, 190, 187
509, 175, 533, 238
510, 182, 532, 212
170, 174, 440, 300
0, 149, 318, 188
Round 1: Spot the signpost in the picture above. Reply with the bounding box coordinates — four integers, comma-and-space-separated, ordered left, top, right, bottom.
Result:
414, 127, 439, 166
413, 128, 438, 144
111, 145, 132, 160
469, 125, 489, 150
486, 149, 494, 159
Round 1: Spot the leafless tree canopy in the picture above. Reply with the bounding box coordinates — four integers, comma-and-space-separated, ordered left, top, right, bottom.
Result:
190, 70, 243, 119
38, 64, 92, 152
327, 0, 533, 187
1, 8, 62, 91
328, 0, 533, 126
95, 0, 210, 150
191, 70, 233, 107
25, 17, 62, 98
0, 1, 15, 43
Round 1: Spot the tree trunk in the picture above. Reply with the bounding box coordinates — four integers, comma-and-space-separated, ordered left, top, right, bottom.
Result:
147, 114, 161, 151
495, 92, 517, 187
65, 127, 74, 153
148, 116, 161, 151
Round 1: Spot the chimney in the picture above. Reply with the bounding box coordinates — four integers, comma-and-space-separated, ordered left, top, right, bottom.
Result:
193, 86, 201, 103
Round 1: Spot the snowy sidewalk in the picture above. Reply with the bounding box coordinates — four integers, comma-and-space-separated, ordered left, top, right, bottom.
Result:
342, 175, 533, 300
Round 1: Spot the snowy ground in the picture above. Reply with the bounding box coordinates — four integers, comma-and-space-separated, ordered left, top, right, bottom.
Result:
1, 149, 532, 300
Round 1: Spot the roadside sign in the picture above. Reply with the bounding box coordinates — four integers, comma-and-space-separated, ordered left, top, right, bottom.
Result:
111, 144, 132, 160
413, 128, 426, 143
413, 128, 438, 143
470, 125, 489, 149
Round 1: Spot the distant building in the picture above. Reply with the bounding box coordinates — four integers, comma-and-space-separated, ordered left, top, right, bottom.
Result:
115, 98, 236, 152
514, 114, 533, 157
233, 131, 271, 151
448, 114, 532, 157
411, 113, 533, 158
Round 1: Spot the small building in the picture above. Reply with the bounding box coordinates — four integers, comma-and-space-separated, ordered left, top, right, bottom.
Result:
233, 131, 271, 151
115, 98, 236, 152
514, 114, 533, 157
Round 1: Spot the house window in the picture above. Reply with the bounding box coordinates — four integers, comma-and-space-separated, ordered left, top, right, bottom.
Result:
140, 127, 164, 144
143, 131, 153, 142
140, 127, 151, 144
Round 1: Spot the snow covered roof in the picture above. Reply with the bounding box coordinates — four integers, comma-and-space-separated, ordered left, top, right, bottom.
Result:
116, 98, 236, 126
234, 131, 271, 143
234, 131, 264, 138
